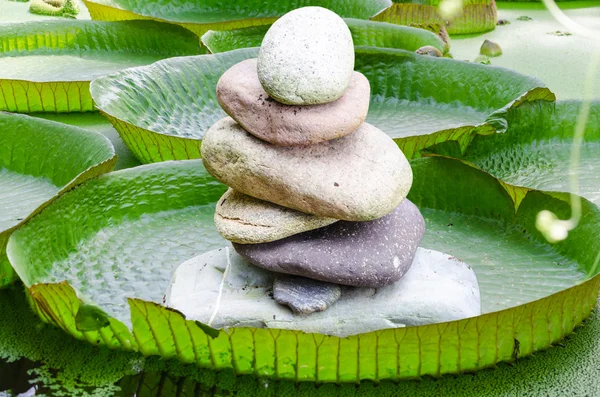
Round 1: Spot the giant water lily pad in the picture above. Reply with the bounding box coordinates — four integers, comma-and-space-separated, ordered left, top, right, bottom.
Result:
464, 100, 600, 205
371, 0, 497, 35
82, 0, 392, 37
91, 46, 554, 164
5, 282, 600, 395
201, 19, 446, 54
6, 156, 600, 380
33, 113, 141, 171
0, 20, 202, 113
0, 112, 116, 286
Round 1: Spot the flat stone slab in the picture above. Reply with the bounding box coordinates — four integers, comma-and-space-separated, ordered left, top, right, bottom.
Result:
217, 59, 370, 146
215, 188, 337, 244
273, 275, 342, 315
257, 7, 355, 105
233, 199, 425, 288
201, 117, 412, 221
166, 247, 482, 337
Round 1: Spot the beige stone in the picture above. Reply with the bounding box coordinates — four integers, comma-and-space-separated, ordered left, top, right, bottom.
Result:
201, 117, 412, 221
214, 188, 337, 244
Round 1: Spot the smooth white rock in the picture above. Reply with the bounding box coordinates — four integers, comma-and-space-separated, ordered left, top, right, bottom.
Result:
166, 247, 481, 337
257, 7, 355, 105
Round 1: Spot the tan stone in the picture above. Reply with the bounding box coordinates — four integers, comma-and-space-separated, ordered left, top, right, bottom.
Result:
214, 188, 337, 244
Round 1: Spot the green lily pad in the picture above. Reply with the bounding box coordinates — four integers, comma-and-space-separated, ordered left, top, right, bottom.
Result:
91, 46, 554, 164
0, 20, 203, 113
201, 18, 446, 54
33, 113, 141, 171
464, 100, 600, 205
0, 112, 116, 287
82, 0, 392, 37
370, 0, 498, 35
6, 156, 600, 380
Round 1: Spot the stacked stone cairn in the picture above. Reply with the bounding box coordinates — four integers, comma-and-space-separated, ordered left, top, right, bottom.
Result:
201, 7, 426, 315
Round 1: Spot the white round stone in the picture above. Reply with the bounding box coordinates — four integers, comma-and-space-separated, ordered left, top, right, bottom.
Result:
257, 7, 355, 105
166, 247, 481, 337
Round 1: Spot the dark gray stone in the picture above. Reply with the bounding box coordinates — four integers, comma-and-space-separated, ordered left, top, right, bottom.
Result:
233, 199, 426, 288
273, 275, 342, 315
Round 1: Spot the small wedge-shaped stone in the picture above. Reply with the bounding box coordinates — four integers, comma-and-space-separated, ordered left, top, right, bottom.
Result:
480, 39, 502, 57
217, 59, 370, 146
215, 189, 337, 244
201, 117, 412, 221
234, 199, 426, 288
273, 275, 342, 315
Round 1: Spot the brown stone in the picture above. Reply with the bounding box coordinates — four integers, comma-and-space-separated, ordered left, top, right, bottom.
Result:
216, 59, 370, 146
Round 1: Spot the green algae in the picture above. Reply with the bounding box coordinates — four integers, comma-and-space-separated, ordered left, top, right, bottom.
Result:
28, 0, 79, 18
0, 285, 142, 393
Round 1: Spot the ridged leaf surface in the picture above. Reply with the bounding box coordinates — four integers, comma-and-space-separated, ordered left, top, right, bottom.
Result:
0, 112, 116, 286
201, 19, 445, 54
371, 0, 498, 34
82, 0, 392, 37
0, 20, 203, 113
465, 101, 600, 205
33, 113, 141, 171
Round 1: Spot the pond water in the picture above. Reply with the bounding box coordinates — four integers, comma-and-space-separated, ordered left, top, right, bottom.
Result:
452, 2, 600, 100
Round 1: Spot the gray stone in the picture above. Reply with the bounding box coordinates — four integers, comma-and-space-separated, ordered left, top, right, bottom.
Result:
217, 59, 370, 146
416, 45, 443, 57
166, 247, 481, 337
233, 199, 425, 288
480, 39, 502, 57
201, 117, 412, 221
257, 7, 354, 105
273, 275, 342, 315
215, 188, 337, 244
